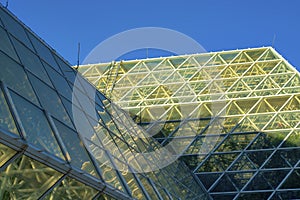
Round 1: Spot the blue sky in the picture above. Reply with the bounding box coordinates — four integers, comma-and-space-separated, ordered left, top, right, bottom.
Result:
4, 0, 300, 71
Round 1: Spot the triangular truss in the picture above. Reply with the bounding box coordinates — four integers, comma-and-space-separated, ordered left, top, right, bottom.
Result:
79, 47, 300, 199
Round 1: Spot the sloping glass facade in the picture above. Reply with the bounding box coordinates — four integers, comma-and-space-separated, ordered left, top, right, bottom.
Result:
79, 47, 300, 199
0, 5, 209, 200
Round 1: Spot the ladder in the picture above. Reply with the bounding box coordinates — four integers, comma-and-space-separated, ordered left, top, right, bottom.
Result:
105, 61, 121, 97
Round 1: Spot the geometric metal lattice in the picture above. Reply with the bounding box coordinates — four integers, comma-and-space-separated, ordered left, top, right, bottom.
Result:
79, 47, 300, 200
0, 5, 208, 200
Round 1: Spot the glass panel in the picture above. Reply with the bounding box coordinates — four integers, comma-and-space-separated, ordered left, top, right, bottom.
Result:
0, 15, 3, 27
44, 62, 73, 101
121, 170, 146, 199
282, 130, 300, 147
258, 49, 279, 61
28, 73, 73, 128
10, 91, 65, 160
245, 48, 266, 61
211, 194, 237, 200
44, 176, 98, 200
237, 192, 272, 200
211, 175, 237, 192
229, 154, 257, 171
0, 26, 19, 61
0, 155, 62, 199
228, 172, 254, 190
0, 8, 34, 50
12, 37, 52, 86
245, 151, 272, 168
280, 169, 300, 189
0, 143, 17, 167
137, 175, 160, 200
197, 173, 222, 190
266, 149, 300, 167
156, 186, 171, 200
197, 153, 240, 172
96, 193, 118, 200
27, 32, 60, 71
53, 119, 99, 178
246, 170, 288, 191
0, 50, 39, 104
274, 190, 300, 200
219, 51, 239, 63
248, 131, 286, 150
60, 97, 75, 123
0, 88, 19, 135
85, 140, 126, 193
53, 54, 76, 82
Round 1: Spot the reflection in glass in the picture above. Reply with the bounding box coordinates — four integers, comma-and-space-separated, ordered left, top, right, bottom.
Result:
28, 73, 73, 128
44, 176, 98, 200
0, 50, 39, 105
53, 119, 99, 178
12, 37, 52, 86
10, 91, 65, 160
0, 89, 19, 135
0, 155, 62, 199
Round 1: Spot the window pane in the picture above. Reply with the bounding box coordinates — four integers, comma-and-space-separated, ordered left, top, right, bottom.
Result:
0, 8, 34, 50
12, 37, 52, 86
0, 16, 3, 27
0, 155, 62, 199
0, 26, 19, 61
0, 88, 19, 135
44, 176, 98, 200
10, 91, 65, 160
28, 73, 73, 128
44, 62, 72, 101
53, 54, 76, 82
137, 175, 160, 200
0, 50, 39, 104
27, 32, 60, 71
53, 119, 99, 178
86, 140, 126, 193
0, 143, 17, 167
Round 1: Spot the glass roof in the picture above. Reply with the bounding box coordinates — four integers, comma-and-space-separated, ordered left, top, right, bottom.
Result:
79, 47, 300, 199
0, 5, 208, 200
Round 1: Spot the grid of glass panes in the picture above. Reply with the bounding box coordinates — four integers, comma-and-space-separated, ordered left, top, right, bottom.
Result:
79, 47, 300, 200
0, 5, 208, 200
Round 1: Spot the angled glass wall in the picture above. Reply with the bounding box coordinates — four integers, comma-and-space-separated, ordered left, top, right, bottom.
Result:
79, 47, 300, 200
0, 5, 209, 200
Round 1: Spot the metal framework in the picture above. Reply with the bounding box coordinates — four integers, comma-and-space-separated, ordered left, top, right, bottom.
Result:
79, 47, 300, 200
0, 5, 209, 200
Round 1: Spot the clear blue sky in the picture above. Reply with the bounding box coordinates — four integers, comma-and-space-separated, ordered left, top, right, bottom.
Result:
3, 0, 300, 71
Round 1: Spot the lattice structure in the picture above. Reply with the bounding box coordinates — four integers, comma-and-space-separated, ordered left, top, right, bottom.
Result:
79, 47, 300, 199
0, 5, 209, 200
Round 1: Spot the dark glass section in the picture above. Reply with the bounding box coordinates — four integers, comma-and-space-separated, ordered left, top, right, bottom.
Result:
44, 62, 73, 101
12, 37, 52, 86
28, 73, 73, 128
0, 50, 39, 104
236, 192, 272, 200
280, 169, 300, 189
27, 32, 60, 71
245, 170, 289, 191
0, 26, 18, 61
53, 119, 99, 178
0, 88, 18, 135
10, 91, 65, 159
0, 8, 34, 50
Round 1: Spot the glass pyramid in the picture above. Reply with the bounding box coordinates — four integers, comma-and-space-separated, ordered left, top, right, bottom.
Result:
79, 47, 300, 199
0, 5, 208, 200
